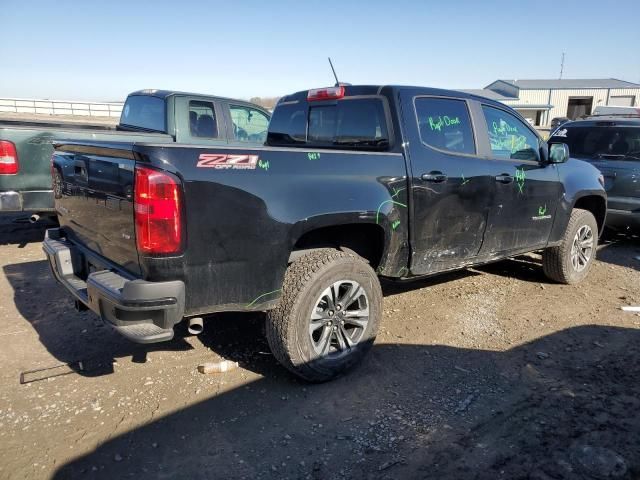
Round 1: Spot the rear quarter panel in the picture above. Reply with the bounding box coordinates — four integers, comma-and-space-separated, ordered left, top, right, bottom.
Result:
134, 144, 410, 314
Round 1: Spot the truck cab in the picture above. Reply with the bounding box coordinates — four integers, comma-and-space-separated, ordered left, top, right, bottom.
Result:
119, 90, 270, 145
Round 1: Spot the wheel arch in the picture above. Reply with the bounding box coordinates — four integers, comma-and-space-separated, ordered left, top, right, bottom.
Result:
573, 194, 607, 236
290, 222, 387, 270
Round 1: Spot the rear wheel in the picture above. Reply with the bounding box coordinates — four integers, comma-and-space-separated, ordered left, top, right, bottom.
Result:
266, 249, 381, 382
543, 208, 598, 284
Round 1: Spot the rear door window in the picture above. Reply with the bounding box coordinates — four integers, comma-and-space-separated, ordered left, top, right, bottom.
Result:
189, 101, 219, 138
120, 95, 166, 132
414, 97, 475, 154
481, 105, 539, 161
229, 105, 269, 143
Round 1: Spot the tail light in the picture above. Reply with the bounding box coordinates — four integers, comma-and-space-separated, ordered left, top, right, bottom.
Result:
0, 140, 19, 175
307, 86, 345, 102
134, 165, 183, 255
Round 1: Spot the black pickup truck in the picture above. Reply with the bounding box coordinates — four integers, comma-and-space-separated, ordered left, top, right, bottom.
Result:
44, 85, 606, 381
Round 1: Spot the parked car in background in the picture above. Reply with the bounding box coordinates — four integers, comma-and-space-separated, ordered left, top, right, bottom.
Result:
550, 117, 570, 132
0, 90, 270, 220
591, 105, 640, 117
44, 84, 606, 382
549, 117, 640, 230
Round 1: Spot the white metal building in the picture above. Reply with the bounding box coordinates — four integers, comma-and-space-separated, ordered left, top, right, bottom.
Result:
464, 78, 640, 128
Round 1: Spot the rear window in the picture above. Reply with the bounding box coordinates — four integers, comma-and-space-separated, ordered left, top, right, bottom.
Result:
267, 98, 389, 150
230, 105, 270, 143
120, 95, 166, 132
550, 125, 640, 160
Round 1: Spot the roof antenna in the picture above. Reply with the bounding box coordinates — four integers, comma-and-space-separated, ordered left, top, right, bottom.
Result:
328, 57, 340, 86
559, 52, 565, 79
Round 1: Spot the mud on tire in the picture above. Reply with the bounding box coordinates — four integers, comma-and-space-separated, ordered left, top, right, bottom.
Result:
266, 248, 382, 382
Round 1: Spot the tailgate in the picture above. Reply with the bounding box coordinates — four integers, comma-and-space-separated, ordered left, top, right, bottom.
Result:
0, 126, 53, 197
52, 143, 141, 275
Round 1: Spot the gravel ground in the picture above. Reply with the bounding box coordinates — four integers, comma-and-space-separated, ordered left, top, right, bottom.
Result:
0, 214, 638, 480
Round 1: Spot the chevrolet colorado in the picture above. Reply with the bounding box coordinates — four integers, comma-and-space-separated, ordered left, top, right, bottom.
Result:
44, 85, 606, 381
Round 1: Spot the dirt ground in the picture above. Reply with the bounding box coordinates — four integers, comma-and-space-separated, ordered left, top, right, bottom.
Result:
0, 214, 638, 480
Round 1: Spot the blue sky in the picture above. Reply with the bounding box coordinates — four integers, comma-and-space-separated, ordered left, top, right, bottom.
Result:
1, 0, 639, 101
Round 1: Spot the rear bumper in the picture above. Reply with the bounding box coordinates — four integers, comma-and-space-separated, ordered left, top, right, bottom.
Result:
606, 209, 640, 229
0, 190, 54, 212
43, 228, 185, 343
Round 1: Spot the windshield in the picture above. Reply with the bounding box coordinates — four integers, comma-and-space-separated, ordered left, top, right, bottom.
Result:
551, 126, 640, 160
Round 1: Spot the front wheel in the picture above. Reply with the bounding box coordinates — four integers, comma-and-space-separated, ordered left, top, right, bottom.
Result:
266, 249, 382, 382
543, 208, 598, 284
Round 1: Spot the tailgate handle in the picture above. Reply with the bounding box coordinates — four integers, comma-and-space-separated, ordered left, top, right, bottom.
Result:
73, 161, 87, 178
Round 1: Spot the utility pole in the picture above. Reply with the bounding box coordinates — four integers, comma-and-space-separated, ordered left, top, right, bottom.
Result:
559, 52, 565, 79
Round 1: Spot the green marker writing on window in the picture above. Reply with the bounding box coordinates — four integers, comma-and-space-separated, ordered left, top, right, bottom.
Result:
428, 115, 461, 131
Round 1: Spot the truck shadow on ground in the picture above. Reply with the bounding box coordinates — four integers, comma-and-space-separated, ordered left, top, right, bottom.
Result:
598, 229, 640, 271
51, 324, 640, 480
3, 259, 194, 379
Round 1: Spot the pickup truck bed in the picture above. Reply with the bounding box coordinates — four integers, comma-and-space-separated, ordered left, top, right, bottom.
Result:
45, 84, 606, 381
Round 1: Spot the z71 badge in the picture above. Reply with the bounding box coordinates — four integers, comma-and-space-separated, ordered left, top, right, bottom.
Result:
197, 153, 259, 170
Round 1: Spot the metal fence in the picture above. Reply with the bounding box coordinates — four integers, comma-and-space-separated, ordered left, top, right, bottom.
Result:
0, 97, 124, 118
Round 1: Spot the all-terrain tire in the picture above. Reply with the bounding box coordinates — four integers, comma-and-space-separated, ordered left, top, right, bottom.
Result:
543, 208, 598, 284
266, 249, 382, 382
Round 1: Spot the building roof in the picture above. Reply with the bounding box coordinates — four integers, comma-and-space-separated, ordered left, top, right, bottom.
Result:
503, 104, 553, 110
487, 79, 640, 90
458, 89, 516, 101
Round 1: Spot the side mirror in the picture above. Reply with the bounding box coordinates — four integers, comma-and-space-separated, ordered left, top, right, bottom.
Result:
549, 143, 570, 164
539, 144, 549, 163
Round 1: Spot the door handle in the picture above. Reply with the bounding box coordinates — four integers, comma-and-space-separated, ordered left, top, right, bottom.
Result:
495, 174, 514, 184
421, 172, 448, 183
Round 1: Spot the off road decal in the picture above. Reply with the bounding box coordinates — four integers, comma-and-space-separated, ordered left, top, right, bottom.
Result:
197, 153, 259, 170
